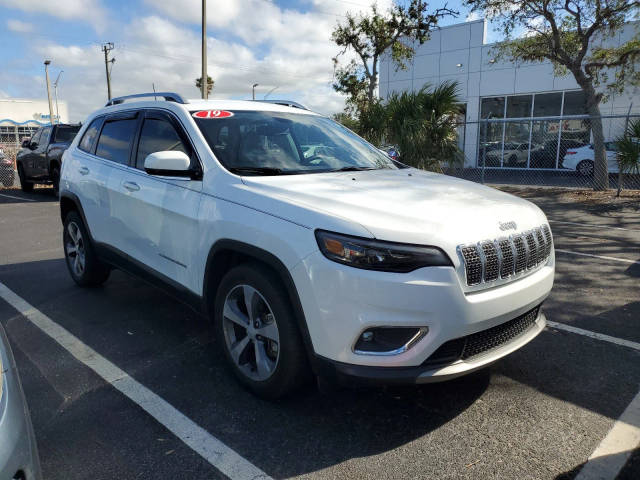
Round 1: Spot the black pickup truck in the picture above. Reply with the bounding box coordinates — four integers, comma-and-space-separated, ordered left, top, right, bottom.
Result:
16, 123, 81, 195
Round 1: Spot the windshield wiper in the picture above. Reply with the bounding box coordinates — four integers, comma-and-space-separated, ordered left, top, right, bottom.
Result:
330, 166, 377, 172
229, 166, 284, 176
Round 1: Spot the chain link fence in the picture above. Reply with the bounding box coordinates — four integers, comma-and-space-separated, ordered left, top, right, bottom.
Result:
1, 125, 38, 189
444, 113, 640, 191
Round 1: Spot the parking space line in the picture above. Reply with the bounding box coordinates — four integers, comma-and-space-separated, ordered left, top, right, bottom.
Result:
555, 249, 640, 265
546, 321, 640, 352
549, 220, 640, 233
575, 389, 640, 480
0, 193, 36, 202
0, 282, 272, 480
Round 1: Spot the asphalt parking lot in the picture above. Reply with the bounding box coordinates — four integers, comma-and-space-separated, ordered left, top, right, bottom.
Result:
0, 186, 638, 480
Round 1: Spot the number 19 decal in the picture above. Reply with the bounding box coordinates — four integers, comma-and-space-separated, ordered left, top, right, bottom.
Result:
192, 110, 234, 119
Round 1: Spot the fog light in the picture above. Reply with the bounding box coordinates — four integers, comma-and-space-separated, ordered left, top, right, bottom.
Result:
354, 327, 428, 355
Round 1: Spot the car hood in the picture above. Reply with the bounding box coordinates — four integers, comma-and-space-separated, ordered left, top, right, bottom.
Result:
239, 168, 547, 252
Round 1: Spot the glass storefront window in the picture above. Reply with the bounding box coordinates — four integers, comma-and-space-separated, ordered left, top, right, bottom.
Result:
533, 92, 562, 117
478, 122, 504, 167
481, 97, 505, 119
501, 121, 531, 167
562, 91, 587, 115
506, 95, 533, 118
529, 120, 561, 168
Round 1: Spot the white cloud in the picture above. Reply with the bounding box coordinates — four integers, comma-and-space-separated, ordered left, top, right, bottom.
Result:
0, 0, 108, 32
5, 0, 402, 120
6, 19, 34, 33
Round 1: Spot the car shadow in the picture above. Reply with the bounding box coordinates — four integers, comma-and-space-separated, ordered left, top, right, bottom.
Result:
0, 187, 58, 204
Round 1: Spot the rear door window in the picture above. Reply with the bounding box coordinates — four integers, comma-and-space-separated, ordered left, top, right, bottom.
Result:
96, 117, 139, 165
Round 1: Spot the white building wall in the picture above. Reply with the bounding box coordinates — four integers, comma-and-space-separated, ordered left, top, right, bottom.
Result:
379, 19, 640, 167
0, 98, 69, 126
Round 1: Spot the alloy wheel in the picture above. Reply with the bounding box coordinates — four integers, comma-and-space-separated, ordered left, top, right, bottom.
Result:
222, 284, 280, 381
65, 222, 86, 277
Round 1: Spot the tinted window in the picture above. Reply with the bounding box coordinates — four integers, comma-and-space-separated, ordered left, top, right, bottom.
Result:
481, 97, 505, 119
533, 92, 562, 117
79, 118, 102, 153
136, 118, 189, 170
40, 127, 52, 146
54, 125, 81, 143
506, 95, 532, 118
563, 91, 587, 115
30, 128, 43, 146
96, 118, 138, 164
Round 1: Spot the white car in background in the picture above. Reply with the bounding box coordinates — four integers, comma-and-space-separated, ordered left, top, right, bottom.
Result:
562, 142, 619, 176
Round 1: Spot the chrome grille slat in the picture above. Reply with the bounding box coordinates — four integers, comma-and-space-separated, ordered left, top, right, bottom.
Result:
459, 224, 552, 288
461, 245, 482, 286
481, 242, 499, 282
498, 238, 514, 278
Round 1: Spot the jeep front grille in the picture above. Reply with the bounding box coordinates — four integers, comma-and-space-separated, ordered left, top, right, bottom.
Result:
459, 225, 553, 287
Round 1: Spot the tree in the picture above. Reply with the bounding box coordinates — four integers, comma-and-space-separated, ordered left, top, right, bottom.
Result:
464, 0, 640, 190
195, 75, 215, 96
385, 81, 463, 170
332, 1, 456, 114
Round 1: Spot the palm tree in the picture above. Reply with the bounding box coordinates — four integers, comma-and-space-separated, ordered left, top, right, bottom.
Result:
614, 118, 640, 196
385, 81, 463, 171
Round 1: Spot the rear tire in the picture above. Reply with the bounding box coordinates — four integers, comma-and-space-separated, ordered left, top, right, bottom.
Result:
577, 160, 594, 177
17, 164, 34, 192
214, 263, 310, 399
63, 211, 110, 287
51, 165, 60, 197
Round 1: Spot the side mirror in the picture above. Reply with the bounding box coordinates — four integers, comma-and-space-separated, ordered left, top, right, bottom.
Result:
29, 141, 38, 150
144, 151, 192, 177
21, 139, 30, 148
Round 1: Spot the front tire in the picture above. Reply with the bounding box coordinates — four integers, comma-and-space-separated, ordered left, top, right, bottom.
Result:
63, 211, 110, 287
214, 263, 310, 399
17, 164, 34, 192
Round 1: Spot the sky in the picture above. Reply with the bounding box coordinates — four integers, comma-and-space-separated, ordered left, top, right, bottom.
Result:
0, 0, 494, 122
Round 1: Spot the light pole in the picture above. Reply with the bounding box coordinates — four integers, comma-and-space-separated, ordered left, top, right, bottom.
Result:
102, 42, 115, 100
53, 70, 63, 124
252, 83, 259, 100
201, 0, 208, 99
44, 60, 55, 126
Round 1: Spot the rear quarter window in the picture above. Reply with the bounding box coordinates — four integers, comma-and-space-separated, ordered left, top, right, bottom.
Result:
79, 118, 103, 153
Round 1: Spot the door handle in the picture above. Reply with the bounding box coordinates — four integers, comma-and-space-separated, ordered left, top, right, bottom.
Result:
123, 181, 140, 192
78, 166, 90, 175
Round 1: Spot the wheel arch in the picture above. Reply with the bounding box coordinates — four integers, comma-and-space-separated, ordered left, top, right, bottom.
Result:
203, 239, 316, 359
59, 192, 92, 240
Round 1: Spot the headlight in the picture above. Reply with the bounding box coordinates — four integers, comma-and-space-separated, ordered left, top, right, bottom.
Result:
315, 230, 452, 272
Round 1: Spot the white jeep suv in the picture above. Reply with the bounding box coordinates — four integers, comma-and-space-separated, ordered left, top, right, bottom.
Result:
59, 92, 555, 398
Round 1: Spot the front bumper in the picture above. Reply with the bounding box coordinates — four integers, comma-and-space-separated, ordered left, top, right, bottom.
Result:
0, 328, 42, 480
292, 250, 554, 374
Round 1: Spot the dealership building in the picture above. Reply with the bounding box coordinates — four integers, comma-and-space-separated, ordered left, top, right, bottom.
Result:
379, 19, 640, 170
0, 98, 68, 145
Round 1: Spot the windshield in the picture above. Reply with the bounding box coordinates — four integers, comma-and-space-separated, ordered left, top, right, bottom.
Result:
54, 125, 81, 143
193, 111, 396, 175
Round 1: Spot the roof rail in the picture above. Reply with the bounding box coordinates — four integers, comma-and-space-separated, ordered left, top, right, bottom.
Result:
254, 99, 309, 110
105, 92, 188, 107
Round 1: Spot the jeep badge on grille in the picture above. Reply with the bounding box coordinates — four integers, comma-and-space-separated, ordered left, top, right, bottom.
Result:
499, 221, 517, 231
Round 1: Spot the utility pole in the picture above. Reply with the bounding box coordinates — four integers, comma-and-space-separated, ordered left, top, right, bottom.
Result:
53, 70, 63, 124
252, 83, 258, 100
201, 0, 208, 99
43, 60, 55, 125
102, 42, 115, 100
